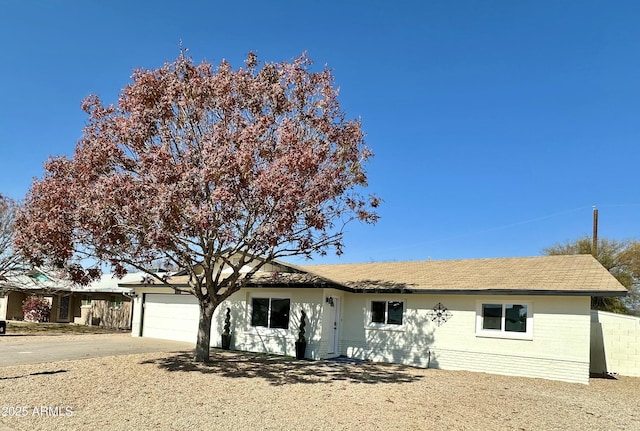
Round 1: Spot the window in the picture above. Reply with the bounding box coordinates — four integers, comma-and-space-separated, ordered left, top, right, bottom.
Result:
110, 295, 122, 310
251, 297, 290, 329
81, 295, 92, 307
476, 302, 532, 339
370, 300, 404, 325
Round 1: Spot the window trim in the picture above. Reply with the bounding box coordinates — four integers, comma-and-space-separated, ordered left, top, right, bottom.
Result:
475, 300, 533, 340
366, 299, 406, 330
248, 294, 291, 332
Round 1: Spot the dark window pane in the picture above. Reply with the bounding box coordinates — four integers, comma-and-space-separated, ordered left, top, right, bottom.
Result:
371, 301, 386, 323
387, 301, 404, 325
482, 304, 502, 330
269, 298, 290, 329
505, 304, 527, 332
251, 298, 269, 327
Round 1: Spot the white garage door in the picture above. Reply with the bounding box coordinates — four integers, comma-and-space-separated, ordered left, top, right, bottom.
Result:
142, 293, 199, 343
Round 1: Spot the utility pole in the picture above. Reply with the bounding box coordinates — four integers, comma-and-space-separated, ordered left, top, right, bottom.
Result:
592, 206, 598, 257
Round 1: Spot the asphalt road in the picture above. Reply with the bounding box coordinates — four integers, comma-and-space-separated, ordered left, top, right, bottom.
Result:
0, 334, 194, 367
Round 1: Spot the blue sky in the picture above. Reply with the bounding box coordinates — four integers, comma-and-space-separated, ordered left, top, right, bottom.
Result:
1, 0, 638, 264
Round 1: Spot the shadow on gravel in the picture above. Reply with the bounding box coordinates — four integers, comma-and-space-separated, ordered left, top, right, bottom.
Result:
0, 334, 68, 337
0, 369, 68, 380
140, 350, 423, 386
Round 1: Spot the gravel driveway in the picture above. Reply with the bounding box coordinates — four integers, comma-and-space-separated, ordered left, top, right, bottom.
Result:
0, 334, 638, 431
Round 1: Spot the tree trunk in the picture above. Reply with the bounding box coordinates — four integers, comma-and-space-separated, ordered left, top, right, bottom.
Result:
194, 302, 215, 362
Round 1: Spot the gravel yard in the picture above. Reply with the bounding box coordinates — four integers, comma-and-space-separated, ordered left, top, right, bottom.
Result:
1, 335, 639, 431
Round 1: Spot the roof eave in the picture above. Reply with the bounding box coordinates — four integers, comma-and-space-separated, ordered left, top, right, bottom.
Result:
349, 288, 628, 296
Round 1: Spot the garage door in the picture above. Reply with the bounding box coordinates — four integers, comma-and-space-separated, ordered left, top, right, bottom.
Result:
142, 293, 199, 343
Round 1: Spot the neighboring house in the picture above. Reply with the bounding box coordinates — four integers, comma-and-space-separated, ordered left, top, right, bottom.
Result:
127, 254, 626, 384
72, 273, 139, 329
0, 269, 76, 323
0, 269, 135, 329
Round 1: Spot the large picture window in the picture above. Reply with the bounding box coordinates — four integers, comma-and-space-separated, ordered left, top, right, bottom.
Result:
476, 302, 532, 339
251, 297, 290, 329
370, 300, 404, 325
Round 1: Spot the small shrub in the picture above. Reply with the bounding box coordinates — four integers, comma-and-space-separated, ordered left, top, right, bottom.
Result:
22, 296, 52, 322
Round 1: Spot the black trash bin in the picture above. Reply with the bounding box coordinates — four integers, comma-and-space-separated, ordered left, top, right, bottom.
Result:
0, 320, 6, 335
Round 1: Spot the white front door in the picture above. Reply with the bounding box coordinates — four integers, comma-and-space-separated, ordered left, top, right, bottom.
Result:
327, 297, 340, 355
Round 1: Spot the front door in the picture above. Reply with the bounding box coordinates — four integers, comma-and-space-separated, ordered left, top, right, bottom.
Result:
58, 295, 70, 322
327, 297, 340, 355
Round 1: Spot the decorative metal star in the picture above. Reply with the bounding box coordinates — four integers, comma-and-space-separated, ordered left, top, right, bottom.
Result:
427, 302, 452, 326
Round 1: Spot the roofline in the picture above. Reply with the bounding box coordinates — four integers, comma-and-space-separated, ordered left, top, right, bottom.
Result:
125, 280, 347, 290
298, 253, 598, 266
0, 285, 133, 294
346, 288, 627, 297
127, 280, 626, 297
248, 285, 627, 296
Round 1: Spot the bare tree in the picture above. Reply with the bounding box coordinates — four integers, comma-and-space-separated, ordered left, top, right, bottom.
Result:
0, 195, 21, 278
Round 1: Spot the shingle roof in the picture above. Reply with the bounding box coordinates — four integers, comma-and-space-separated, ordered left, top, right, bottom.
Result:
296, 254, 627, 296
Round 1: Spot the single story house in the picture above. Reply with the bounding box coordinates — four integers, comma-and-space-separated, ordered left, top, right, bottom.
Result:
0, 269, 136, 329
128, 254, 627, 384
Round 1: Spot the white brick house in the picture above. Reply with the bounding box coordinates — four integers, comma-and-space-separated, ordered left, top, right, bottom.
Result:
128, 254, 627, 384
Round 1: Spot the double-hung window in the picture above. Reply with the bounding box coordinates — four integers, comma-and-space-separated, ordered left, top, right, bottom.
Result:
370, 300, 404, 326
476, 302, 532, 339
251, 297, 290, 329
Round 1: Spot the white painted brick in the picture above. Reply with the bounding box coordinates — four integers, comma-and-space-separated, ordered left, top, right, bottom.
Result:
590, 310, 640, 377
